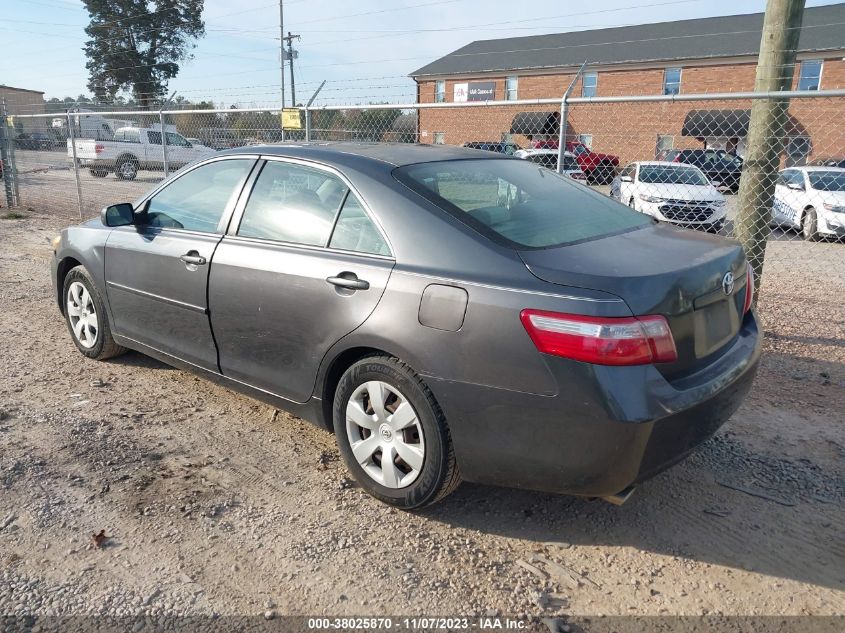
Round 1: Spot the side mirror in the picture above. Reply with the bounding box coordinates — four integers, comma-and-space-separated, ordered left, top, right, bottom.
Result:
620, 175, 633, 183
101, 203, 135, 227
787, 182, 803, 191
711, 180, 721, 187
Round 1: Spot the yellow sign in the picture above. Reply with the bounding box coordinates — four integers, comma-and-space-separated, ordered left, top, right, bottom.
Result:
281, 109, 301, 130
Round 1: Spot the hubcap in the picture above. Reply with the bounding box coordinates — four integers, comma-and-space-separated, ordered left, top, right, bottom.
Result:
67, 281, 98, 349
345, 380, 425, 489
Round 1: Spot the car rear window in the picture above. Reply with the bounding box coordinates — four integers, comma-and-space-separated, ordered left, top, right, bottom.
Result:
394, 159, 650, 249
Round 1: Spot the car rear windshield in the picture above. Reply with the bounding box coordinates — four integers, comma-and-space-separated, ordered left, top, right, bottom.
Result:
639, 165, 708, 185
808, 171, 845, 191
394, 159, 651, 249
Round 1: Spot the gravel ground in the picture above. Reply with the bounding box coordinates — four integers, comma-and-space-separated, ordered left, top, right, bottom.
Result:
0, 207, 843, 624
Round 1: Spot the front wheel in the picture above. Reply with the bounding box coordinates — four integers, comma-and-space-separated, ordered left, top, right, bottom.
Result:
63, 266, 126, 360
333, 356, 460, 509
802, 207, 818, 241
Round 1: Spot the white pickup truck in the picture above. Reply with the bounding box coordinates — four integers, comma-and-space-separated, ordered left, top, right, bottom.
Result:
67, 126, 215, 180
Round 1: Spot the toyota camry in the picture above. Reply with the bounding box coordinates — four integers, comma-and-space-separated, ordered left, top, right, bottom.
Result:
50, 143, 761, 509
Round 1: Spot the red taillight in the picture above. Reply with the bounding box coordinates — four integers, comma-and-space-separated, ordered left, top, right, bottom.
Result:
95, 143, 105, 154
743, 264, 755, 314
520, 310, 678, 366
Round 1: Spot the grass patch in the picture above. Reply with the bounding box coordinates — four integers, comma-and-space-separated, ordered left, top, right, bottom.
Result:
1, 211, 28, 220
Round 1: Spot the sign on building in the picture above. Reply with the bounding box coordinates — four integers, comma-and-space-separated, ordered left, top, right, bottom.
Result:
453, 81, 496, 103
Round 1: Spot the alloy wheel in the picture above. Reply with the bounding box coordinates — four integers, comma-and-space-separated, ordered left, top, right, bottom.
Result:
345, 380, 425, 489
67, 281, 98, 349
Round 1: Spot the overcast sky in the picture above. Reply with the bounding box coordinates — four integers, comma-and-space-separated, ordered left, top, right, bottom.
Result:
1, 0, 839, 108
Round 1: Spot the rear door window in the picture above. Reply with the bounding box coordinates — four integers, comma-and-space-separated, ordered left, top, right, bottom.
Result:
329, 194, 391, 256
395, 159, 650, 249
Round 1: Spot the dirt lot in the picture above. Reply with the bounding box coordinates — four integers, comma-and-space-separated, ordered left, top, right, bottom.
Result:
0, 207, 843, 624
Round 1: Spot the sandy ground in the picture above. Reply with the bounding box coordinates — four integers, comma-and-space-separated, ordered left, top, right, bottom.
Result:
0, 206, 843, 625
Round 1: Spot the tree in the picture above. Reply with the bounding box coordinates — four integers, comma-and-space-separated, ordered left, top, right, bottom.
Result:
82, 1, 205, 109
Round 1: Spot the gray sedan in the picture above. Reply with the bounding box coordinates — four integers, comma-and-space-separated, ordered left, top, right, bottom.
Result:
50, 143, 761, 509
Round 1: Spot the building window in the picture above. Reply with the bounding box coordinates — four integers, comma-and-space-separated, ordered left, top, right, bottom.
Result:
663, 68, 682, 95
505, 76, 518, 101
578, 134, 593, 148
655, 135, 674, 160
435, 80, 446, 103
433, 132, 445, 145
797, 60, 822, 91
582, 72, 598, 98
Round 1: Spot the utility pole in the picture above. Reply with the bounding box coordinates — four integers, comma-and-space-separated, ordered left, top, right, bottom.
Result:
734, 0, 805, 300
283, 32, 301, 107
278, 0, 285, 109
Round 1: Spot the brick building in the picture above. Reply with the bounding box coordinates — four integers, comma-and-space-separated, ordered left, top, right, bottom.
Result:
0, 85, 45, 132
410, 4, 845, 165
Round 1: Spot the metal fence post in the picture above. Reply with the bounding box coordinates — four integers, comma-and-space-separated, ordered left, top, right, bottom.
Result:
66, 110, 84, 219
557, 62, 587, 174
0, 100, 20, 208
160, 111, 170, 178
305, 81, 326, 143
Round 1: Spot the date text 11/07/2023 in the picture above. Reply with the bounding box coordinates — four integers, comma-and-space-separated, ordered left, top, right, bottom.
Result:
306, 617, 529, 630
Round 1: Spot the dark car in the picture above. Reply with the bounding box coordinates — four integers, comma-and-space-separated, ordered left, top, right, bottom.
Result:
50, 143, 760, 509
15, 131, 57, 151
664, 149, 743, 192
462, 141, 520, 155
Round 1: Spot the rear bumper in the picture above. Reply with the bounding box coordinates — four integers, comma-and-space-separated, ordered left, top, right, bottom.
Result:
426, 310, 761, 497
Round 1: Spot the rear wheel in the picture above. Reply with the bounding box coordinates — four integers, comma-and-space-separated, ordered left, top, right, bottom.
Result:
333, 356, 460, 509
63, 266, 126, 360
802, 207, 818, 241
596, 162, 616, 185
115, 158, 138, 181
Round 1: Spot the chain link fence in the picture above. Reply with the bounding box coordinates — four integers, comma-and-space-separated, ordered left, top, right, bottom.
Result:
2, 91, 843, 332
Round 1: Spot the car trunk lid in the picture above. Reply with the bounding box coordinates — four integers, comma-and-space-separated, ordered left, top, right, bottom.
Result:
518, 223, 748, 378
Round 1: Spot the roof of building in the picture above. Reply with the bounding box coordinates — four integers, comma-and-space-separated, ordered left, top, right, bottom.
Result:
410, 3, 845, 77
0, 85, 45, 94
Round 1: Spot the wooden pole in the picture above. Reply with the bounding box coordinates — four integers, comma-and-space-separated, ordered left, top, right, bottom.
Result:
734, 0, 806, 302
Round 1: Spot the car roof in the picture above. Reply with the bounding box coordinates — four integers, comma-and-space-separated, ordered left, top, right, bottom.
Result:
516, 148, 576, 157
632, 161, 696, 167
788, 165, 845, 172
217, 142, 505, 168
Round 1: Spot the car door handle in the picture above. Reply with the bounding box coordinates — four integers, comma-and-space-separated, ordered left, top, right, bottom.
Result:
180, 252, 207, 266
326, 275, 370, 291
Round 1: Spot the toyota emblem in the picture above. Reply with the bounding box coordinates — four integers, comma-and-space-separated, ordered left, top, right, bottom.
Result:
722, 271, 735, 295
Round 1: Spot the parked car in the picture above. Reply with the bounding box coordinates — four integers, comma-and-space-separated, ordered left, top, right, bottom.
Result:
67, 127, 215, 180
772, 166, 845, 240
513, 148, 586, 180
15, 131, 58, 151
809, 157, 845, 169
531, 140, 619, 184
198, 128, 246, 150
462, 141, 521, 155
610, 161, 727, 233
50, 144, 760, 509
663, 149, 743, 193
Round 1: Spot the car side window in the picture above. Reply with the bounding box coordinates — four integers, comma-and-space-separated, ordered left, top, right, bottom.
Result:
238, 161, 348, 246
147, 131, 162, 145
144, 159, 254, 232
329, 193, 391, 256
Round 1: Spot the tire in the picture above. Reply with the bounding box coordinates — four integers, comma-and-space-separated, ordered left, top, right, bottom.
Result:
802, 207, 818, 241
333, 356, 460, 509
596, 162, 616, 185
90, 169, 108, 178
115, 158, 139, 181
62, 266, 127, 360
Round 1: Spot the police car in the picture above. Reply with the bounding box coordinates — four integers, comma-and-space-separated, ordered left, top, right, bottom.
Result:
772, 167, 845, 240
